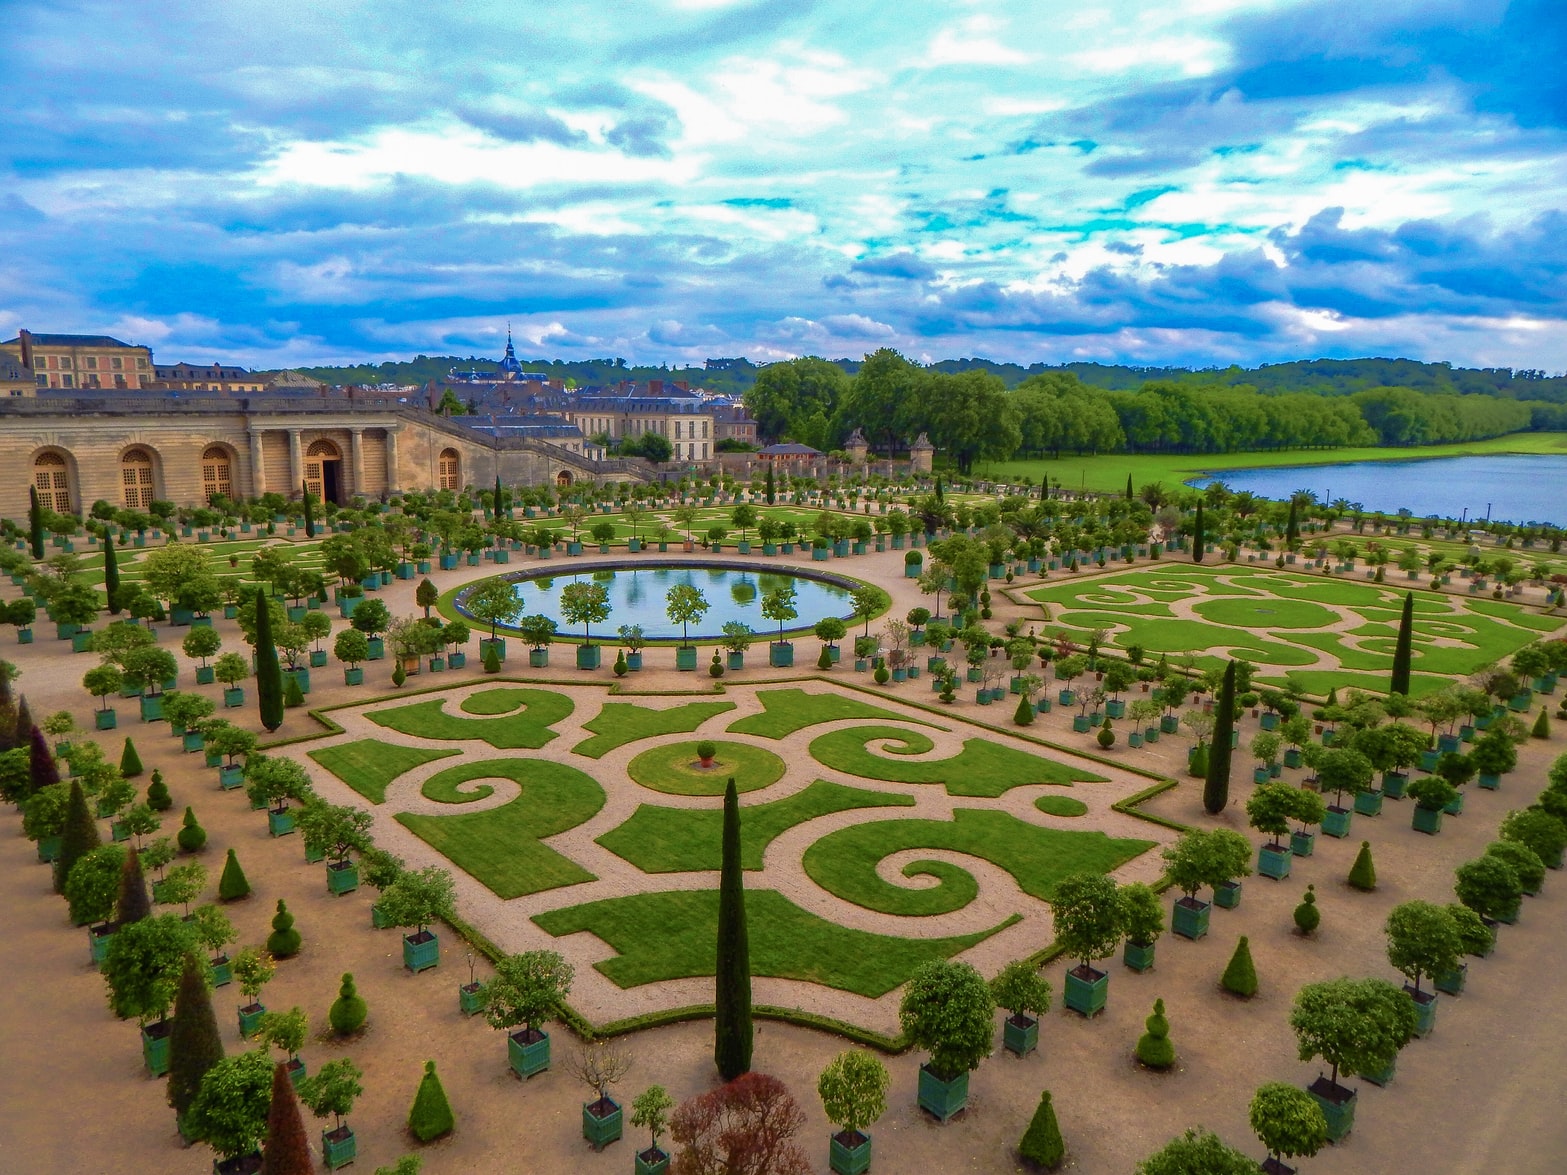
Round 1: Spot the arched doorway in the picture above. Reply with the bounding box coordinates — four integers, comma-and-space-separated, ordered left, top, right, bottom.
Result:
201, 445, 234, 504
32, 451, 74, 514
555, 469, 574, 489
121, 447, 156, 510
438, 448, 461, 491
305, 439, 343, 504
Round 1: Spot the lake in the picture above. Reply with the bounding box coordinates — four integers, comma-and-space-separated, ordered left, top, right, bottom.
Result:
1190, 454, 1567, 526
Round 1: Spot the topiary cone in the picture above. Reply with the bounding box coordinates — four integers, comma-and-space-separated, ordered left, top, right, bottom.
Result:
1018, 1089, 1066, 1170
1135, 998, 1175, 1069
1348, 840, 1377, 892
1293, 885, 1320, 936
267, 899, 301, 958
119, 737, 143, 778
483, 643, 500, 674
283, 674, 305, 708
329, 972, 368, 1035
408, 1059, 455, 1142
53, 779, 100, 894
219, 848, 251, 901
1014, 693, 1035, 726
168, 953, 224, 1121
816, 645, 833, 670
1532, 709, 1550, 739
1220, 935, 1258, 999
116, 845, 152, 925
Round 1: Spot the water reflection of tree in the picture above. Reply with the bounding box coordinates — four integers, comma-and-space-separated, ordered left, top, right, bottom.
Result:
624, 571, 644, 606
730, 576, 757, 607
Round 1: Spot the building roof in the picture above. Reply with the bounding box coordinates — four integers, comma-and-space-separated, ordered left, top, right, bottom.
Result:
450, 414, 584, 440
759, 442, 822, 456
2, 333, 140, 349
0, 353, 34, 382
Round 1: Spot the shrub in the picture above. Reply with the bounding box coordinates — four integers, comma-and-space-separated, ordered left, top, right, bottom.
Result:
1018, 1090, 1066, 1170
695, 740, 717, 762
873, 664, 890, 684
1454, 854, 1522, 922
267, 899, 302, 958
1115, 882, 1164, 947
1445, 903, 1494, 956
1220, 936, 1258, 998
391, 662, 406, 689
1532, 709, 1550, 738
1096, 718, 1115, 748
146, 769, 172, 812
1293, 885, 1320, 936
329, 972, 368, 1035
482, 643, 500, 674
283, 674, 305, 708
1013, 693, 1034, 726
1485, 840, 1545, 895
119, 737, 143, 778
1135, 998, 1175, 1070
898, 959, 995, 1079
1347, 840, 1376, 891
816, 645, 832, 670
407, 1060, 454, 1142
1187, 743, 1208, 778
1499, 807, 1567, 867
218, 848, 251, 901
989, 959, 1052, 1022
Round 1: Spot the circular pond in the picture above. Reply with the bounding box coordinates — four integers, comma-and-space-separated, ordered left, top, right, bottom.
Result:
456, 561, 861, 641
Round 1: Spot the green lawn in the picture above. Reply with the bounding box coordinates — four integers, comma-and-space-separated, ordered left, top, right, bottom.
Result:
1036, 795, 1089, 817
369, 689, 574, 748
306, 739, 459, 803
532, 888, 1018, 998
726, 687, 944, 740
573, 700, 736, 758
626, 741, 786, 796
801, 810, 1154, 917
595, 780, 915, 873
395, 759, 605, 898
808, 725, 1104, 797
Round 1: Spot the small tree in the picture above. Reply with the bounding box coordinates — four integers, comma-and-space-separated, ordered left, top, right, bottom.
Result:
378, 866, 456, 938
102, 913, 198, 1025
298, 1057, 364, 1135
1249, 1082, 1328, 1172
761, 584, 798, 645
1116, 881, 1165, 948
1135, 998, 1175, 1069
1051, 871, 1122, 976
333, 628, 370, 669
266, 899, 302, 958
560, 581, 611, 646
817, 1049, 888, 1147
187, 1047, 275, 1164
670, 1072, 809, 1175
1018, 1090, 1066, 1171
415, 577, 439, 618
1289, 977, 1417, 1093
64, 843, 128, 927
565, 1038, 634, 1111
258, 1006, 308, 1068
407, 1060, 455, 1142
898, 959, 996, 1080
1384, 900, 1460, 997
1162, 828, 1252, 903
1220, 935, 1258, 999
1454, 854, 1523, 922
665, 583, 710, 649
483, 949, 574, 1040
1245, 782, 1299, 850
989, 959, 1053, 1029
1316, 746, 1374, 810
631, 1085, 674, 1163
1500, 807, 1567, 868
1135, 1127, 1258, 1175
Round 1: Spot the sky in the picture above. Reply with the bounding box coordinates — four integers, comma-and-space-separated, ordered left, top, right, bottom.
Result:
4, 0, 1567, 373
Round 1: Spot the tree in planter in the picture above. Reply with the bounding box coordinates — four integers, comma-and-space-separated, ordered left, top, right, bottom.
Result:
258, 1006, 309, 1078
1135, 998, 1175, 1069
516, 613, 557, 661
566, 1039, 635, 1136
186, 1047, 276, 1168
245, 754, 314, 819
168, 952, 226, 1130
1446, 903, 1495, 957
817, 1049, 889, 1163
298, 800, 373, 870
1500, 806, 1567, 869
214, 652, 250, 700
153, 860, 208, 917
1485, 840, 1545, 897
1246, 782, 1299, 859
1249, 1082, 1328, 1174
415, 577, 439, 618
378, 865, 456, 954
719, 621, 754, 667
666, 583, 711, 651
483, 949, 574, 1060
183, 625, 223, 680
348, 596, 393, 646
191, 903, 237, 974
83, 664, 124, 720
761, 583, 798, 648
1316, 746, 1373, 813
234, 945, 276, 1023
670, 1072, 810, 1175
1162, 827, 1252, 915
1116, 881, 1165, 969
63, 842, 128, 927
1289, 977, 1417, 1106
631, 1085, 674, 1170
560, 581, 611, 650
298, 1057, 364, 1151
102, 912, 198, 1026
1454, 854, 1523, 923
1135, 1127, 1258, 1175
898, 958, 995, 1103
989, 959, 1052, 1054
1384, 900, 1460, 1005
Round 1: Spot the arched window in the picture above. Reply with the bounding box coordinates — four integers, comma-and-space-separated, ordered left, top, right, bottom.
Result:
121, 447, 155, 510
201, 445, 233, 503
555, 469, 574, 488
438, 448, 460, 491
32, 451, 72, 513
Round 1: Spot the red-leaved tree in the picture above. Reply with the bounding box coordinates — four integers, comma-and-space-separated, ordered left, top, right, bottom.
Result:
671, 1072, 810, 1175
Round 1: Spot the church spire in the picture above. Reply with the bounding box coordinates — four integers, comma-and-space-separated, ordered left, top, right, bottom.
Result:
498, 321, 522, 377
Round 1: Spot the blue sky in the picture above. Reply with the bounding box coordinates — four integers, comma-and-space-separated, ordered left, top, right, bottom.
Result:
4, 0, 1566, 372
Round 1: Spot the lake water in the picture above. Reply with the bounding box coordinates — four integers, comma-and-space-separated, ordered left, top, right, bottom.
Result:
496, 564, 854, 640
1190, 454, 1567, 526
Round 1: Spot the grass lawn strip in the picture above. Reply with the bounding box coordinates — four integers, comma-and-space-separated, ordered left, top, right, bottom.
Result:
808, 725, 1104, 797
396, 759, 605, 898
572, 700, 736, 758
369, 688, 574, 748
801, 810, 1155, 917
726, 687, 944, 740
595, 780, 915, 873
1036, 795, 1089, 817
306, 739, 459, 804
532, 888, 1018, 998
626, 741, 786, 796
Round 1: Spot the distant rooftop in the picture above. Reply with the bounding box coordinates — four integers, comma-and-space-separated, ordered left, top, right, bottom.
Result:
3, 332, 141, 348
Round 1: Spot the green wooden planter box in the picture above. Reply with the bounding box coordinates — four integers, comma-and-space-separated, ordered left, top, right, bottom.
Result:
219, 764, 244, 789
1478, 773, 1500, 790
1284, 748, 1303, 768
1160, 714, 1180, 733
321, 1127, 357, 1170
769, 642, 794, 668
238, 1001, 266, 1038
403, 930, 439, 972
223, 687, 245, 708
1382, 772, 1409, 799
459, 982, 486, 1016
268, 808, 296, 837
1443, 791, 1465, 816
183, 731, 205, 753
304, 842, 325, 864
1412, 805, 1444, 834
36, 834, 62, 863
1002, 1013, 1039, 1056
576, 644, 602, 670
1407, 987, 1437, 1037
1435, 962, 1467, 997
326, 861, 359, 895
1063, 966, 1109, 1018
211, 955, 232, 987
1257, 845, 1292, 880
1361, 1055, 1397, 1088
1071, 714, 1091, 732
917, 1065, 969, 1121
509, 1028, 551, 1078
1353, 789, 1384, 816
140, 694, 164, 722
1172, 897, 1210, 940
582, 1098, 623, 1151
142, 1020, 173, 1076
1307, 1079, 1356, 1142
89, 923, 116, 966
1123, 940, 1156, 972
829, 1131, 872, 1175
1321, 806, 1353, 838
635, 1147, 671, 1175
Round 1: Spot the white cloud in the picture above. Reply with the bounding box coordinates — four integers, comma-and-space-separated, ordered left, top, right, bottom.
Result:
928, 15, 1033, 66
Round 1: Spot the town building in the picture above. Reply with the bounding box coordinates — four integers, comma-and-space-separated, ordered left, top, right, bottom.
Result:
1, 330, 154, 390
151, 362, 269, 393
1, 351, 36, 398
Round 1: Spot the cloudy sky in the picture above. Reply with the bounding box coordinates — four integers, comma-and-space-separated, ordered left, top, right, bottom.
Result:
4, 0, 1565, 372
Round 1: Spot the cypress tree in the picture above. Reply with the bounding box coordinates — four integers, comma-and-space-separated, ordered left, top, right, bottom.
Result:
219, 848, 252, 901
1192, 502, 1204, 563
104, 531, 121, 614
146, 768, 172, 811
120, 737, 143, 778
1389, 591, 1414, 696
54, 779, 100, 894
255, 588, 284, 733
764, 464, 775, 505
935, 476, 944, 504
1285, 498, 1299, 546
1203, 660, 1236, 815
12, 695, 31, 751
1125, 474, 1134, 500
1347, 841, 1377, 892
301, 482, 314, 540
1135, 998, 1175, 1069
1018, 1089, 1066, 1170
29, 485, 44, 559
494, 475, 505, 518
1220, 936, 1258, 998
261, 1059, 313, 1175
407, 1060, 455, 1141
267, 899, 301, 957
28, 725, 59, 801
167, 953, 225, 1124
117, 844, 152, 925
714, 777, 753, 1081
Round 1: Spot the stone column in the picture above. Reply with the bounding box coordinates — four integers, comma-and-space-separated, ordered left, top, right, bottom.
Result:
248, 429, 267, 498
349, 428, 365, 496
287, 428, 303, 496
384, 427, 399, 494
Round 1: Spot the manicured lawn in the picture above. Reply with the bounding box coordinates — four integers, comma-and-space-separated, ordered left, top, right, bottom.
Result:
726, 687, 944, 740
573, 700, 736, 758
307, 739, 459, 803
808, 725, 1103, 797
369, 688, 574, 748
595, 780, 915, 873
532, 888, 1018, 998
1194, 597, 1340, 629
395, 759, 605, 898
801, 810, 1154, 916
626, 740, 786, 795
1036, 795, 1089, 817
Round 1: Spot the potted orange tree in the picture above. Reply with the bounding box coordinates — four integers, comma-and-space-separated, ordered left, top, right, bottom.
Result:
484, 949, 575, 1079
1051, 872, 1122, 1017
379, 865, 456, 973
899, 959, 995, 1121
817, 1049, 889, 1175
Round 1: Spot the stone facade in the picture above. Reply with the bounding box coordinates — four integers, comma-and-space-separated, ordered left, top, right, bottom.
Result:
0, 331, 154, 390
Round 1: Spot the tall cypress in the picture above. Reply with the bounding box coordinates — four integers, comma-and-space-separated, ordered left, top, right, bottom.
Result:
254, 587, 285, 733
301, 482, 314, 539
494, 474, 505, 518
1192, 502, 1205, 563
116, 845, 152, 925
1203, 660, 1236, 815
103, 531, 122, 614
28, 725, 59, 801
1390, 591, 1414, 696
764, 464, 775, 505
1285, 498, 1300, 546
1125, 474, 1134, 500
54, 779, 101, 894
714, 777, 752, 1081
29, 486, 44, 559
167, 953, 225, 1124
261, 1060, 313, 1175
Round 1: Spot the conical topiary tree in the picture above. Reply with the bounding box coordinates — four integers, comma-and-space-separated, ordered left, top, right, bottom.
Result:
1203, 660, 1236, 815
29, 725, 60, 800
120, 737, 144, 778
177, 806, 207, 853
1390, 591, 1414, 696
407, 1060, 454, 1142
117, 844, 152, 925
1014, 692, 1035, 726
329, 972, 367, 1035
1293, 885, 1320, 936
714, 777, 752, 1081
483, 643, 500, 674
1348, 840, 1377, 891
1221, 935, 1258, 999
255, 587, 284, 733
261, 1058, 313, 1175
146, 769, 172, 812
1018, 1089, 1065, 1170
219, 848, 251, 901
168, 953, 225, 1127
816, 644, 832, 670
1135, 998, 1175, 1069
54, 779, 100, 894
267, 899, 301, 958
283, 673, 305, 709
1532, 709, 1550, 739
